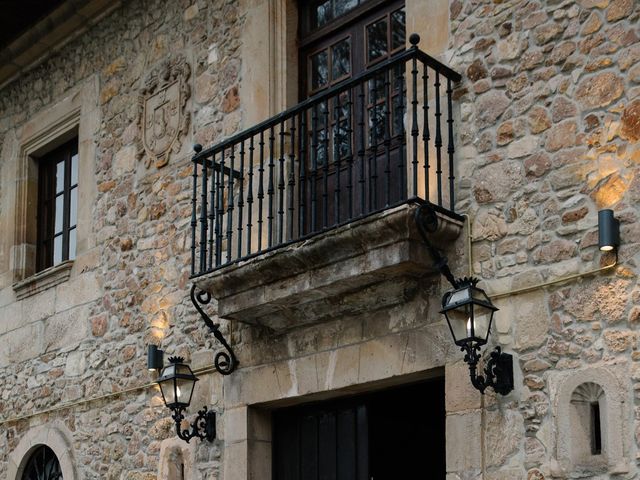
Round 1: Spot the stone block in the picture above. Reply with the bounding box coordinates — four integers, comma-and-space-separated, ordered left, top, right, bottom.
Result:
64, 349, 87, 377
512, 291, 549, 350
44, 304, 91, 352
0, 299, 23, 335
224, 407, 248, 443
55, 271, 101, 312
445, 361, 481, 412
446, 411, 482, 472
0, 322, 44, 366
22, 287, 56, 324
223, 441, 248, 480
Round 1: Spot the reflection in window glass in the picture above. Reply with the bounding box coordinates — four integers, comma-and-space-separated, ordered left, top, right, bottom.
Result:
367, 18, 388, 62
331, 38, 351, 80
71, 153, 78, 186
316, 1, 331, 27
368, 105, 385, 146
70, 187, 78, 228
313, 0, 368, 29
311, 50, 329, 90
70, 228, 77, 260
391, 9, 406, 50
55, 195, 64, 234
54, 235, 63, 265
56, 161, 65, 193
334, 0, 358, 17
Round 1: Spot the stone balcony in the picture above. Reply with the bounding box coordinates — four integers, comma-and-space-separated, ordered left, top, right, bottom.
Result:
194, 202, 463, 331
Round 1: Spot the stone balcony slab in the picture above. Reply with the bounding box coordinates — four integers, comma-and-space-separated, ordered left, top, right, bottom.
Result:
194, 202, 463, 331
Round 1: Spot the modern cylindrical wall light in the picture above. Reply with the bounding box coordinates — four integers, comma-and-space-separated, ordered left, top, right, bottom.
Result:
147, 344, 164, 371
598, 209, 619, 252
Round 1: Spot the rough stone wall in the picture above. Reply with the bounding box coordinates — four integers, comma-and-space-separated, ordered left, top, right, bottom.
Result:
447, 0, 640, 478
0, 0, 243, 479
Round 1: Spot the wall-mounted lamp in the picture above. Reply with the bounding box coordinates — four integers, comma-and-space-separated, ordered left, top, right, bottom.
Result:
598, 209, 619, 252
157, 356, 216, 443
150, 284, 238, 444
147, 344, 164, 372
415, 204, 513, 396
441, 277, 513, 395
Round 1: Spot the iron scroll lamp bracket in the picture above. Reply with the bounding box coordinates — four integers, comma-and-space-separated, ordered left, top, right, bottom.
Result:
190, 284, 239, 375
172, 405, 217, 443
415, 203, 514, 396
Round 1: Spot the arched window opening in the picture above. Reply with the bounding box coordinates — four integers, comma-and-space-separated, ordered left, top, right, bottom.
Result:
166, 447, 185, 480
570, 382, 606, 464
21, 445, 63, 480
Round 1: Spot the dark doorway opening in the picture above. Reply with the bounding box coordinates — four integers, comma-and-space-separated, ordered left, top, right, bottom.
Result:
273, 376, 446, 480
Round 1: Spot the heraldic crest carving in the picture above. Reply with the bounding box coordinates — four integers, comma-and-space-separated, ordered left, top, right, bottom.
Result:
138, 55, 191, 169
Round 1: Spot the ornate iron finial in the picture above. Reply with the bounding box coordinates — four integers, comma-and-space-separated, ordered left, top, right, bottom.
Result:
193, 143, 203, 153
409, 33, 420, 47
455, 277, 480, 288
168, 356, 185, 364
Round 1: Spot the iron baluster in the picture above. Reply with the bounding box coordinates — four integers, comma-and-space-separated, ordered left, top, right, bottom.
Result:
214, 153, 222, 267
278, 121, 285, 244
434, 70, 443, 207
334, 92, 342, 224
396, 64, 406, 201
257, 131, 265, 252
370, 75, 379, 211
226, 146, 235, 263
411, 54, 419, 198
299, 111, 307, 236
357, 82, 366, 216
423, 63, 430, 202
237, 141, 245, 258
384, 68, 392, 207
217, 149, 226, 265
346, 87, 354, 219
288, 115, 296, 240
246, 137, 254, 256
322, 99, 330, 229
208, 152, 216, 271
447, 77, 456, 213
267, 127, 275, 248
199, 149, 208, 274
190, 146, 200, 275
311, 103, 319, 232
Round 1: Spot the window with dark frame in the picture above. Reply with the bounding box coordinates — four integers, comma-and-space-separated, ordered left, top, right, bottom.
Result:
36, 138, 79, 272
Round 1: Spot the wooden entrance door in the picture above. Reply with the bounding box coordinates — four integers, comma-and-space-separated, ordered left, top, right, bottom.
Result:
299, 0, 407, 233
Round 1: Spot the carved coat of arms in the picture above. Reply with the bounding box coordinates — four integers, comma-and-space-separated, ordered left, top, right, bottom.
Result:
138, 55, 191, 169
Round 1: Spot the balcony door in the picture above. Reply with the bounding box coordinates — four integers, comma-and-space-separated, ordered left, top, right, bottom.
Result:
299, 0, 406, 233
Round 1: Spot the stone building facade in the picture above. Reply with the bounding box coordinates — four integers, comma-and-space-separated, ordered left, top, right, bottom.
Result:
0, 0, 639, 479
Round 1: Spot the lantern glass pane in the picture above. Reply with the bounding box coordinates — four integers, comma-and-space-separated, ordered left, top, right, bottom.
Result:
473, 304, 493, 340
447, 304, 473, 343
159, 378, 176, 406
176, 377, 196, 405
447, 287, 471, 306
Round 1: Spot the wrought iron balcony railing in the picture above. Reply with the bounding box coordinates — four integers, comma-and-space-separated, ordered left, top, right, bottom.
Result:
191, 38, 462, 277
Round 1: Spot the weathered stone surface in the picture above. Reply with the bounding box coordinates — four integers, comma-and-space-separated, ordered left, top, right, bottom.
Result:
467, 59, 488, 82
508, 136, 539, 158
545, 121, 577, 151
581, 11, 602, 35
473, 210, 508, 241
620, 99, 640, 142
524, 152, 552, 177
474, 161, 524, 203
476, 91, 510, 128
606, 0, 633, 21
551, 97, 577, 122
528, 106, 552, 134
532, 239, 577, 264
575, 72, 624, 109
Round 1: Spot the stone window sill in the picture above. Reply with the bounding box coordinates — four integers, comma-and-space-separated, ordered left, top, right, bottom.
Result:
13, 260, 74, 300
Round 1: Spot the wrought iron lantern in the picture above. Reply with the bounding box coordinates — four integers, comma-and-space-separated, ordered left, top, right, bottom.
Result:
441, 277, 513, 395
157, 356, 216, 443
